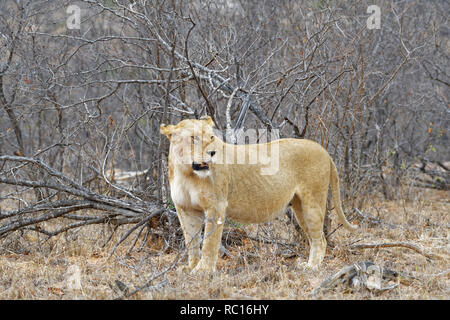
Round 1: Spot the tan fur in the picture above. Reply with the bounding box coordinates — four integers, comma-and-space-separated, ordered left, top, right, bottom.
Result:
160, 117, 357, 274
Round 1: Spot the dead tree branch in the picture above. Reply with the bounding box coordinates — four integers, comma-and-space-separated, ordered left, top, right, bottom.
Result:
349, 242, 439, 260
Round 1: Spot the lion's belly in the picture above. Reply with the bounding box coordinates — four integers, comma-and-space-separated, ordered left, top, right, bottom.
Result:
226, 181, 295, 224
226, 205, 289, 224
223, 162, 299, 223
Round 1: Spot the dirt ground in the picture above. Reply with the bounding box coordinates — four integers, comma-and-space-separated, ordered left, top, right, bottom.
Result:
0, 188, 448, 300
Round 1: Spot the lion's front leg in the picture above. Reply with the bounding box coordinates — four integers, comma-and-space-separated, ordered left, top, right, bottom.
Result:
191, 202, 227, 274
176, 206, 203, 273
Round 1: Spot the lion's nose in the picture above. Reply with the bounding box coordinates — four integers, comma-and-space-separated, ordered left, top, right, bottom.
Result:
192, 162, 209, 171
207, 151, 216, 157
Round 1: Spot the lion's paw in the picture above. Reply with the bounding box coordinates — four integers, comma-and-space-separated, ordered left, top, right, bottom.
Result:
297, 261, 320, 271
190, 261, 215, 276
177, 265, 194, 274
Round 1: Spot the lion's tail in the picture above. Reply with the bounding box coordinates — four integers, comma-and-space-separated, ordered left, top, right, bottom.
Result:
329, 159, 358, 231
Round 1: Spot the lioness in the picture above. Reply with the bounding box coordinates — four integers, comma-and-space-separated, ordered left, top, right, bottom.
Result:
160, 116, 356, 274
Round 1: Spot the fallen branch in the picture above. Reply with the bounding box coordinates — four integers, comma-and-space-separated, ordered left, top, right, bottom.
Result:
349, 241, 438, 260
0, 155, 165, 250
312, 261, 415, 296
109, 209, 164, 257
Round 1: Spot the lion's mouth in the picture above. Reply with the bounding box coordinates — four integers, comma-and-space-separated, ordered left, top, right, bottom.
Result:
192, 162, 210, 171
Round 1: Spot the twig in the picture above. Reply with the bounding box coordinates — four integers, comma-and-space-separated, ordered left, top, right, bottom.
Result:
184, 16, 216, 123
109, 209, 164, 258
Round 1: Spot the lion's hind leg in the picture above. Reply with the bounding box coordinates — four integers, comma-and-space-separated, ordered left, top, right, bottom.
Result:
291, 195, 309, 243
292, 190, 327, 269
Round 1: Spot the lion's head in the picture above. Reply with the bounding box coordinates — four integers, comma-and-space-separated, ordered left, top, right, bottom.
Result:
160, 116, 218, 177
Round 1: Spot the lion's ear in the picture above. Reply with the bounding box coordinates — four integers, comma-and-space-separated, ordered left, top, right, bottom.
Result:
160, 124, 175, 137
200, 115, 213, 127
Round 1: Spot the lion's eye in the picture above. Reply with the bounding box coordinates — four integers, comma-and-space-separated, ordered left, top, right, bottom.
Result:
191, 136, 199, 144
210, 136, 214, 140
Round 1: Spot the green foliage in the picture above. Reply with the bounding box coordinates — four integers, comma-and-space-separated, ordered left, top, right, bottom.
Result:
167, 198, 175, 210
312, 0, 332, 10
226, 218, 246, 229
104, 0, 117, 9
427, 144, 437, 153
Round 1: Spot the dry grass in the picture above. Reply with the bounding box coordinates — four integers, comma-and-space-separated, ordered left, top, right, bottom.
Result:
0, 188, 448, 300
